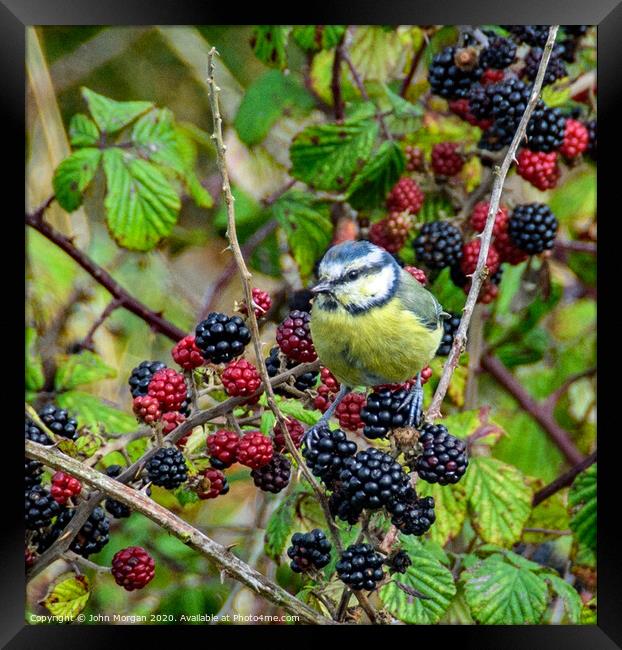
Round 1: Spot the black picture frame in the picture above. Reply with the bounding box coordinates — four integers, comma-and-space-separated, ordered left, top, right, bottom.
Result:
7, 2, 618, 646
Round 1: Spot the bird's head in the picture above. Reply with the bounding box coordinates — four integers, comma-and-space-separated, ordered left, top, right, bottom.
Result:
311, 241, 400, 314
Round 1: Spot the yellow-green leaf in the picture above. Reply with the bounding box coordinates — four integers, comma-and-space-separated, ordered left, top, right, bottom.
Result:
26, 327, 45, 392
53, 148, 102, 212
418, 481, 467, 546
82, 87, 153, 134
42, 574, 91, 619
69, 113, 99, 148
568, 464, 596, 552
55, 350, 117, 391
56, 390, 137, 433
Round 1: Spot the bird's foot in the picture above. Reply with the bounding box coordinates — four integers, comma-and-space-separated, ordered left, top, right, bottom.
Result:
302, 421, 331, 451
397, 374, 424, 429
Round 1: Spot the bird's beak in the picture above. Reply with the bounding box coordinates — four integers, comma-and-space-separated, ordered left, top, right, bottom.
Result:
310, 282, 332, 295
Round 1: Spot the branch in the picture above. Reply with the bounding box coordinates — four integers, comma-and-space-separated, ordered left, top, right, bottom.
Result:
554, 239, 597, 255
532, 450, 597, 506
73, 298, 122, 352
25, 440, 333, 625
400, 37, 426, 97
26, 210, 185, 342
331, 35, 346, 121
427, 26, 560, 421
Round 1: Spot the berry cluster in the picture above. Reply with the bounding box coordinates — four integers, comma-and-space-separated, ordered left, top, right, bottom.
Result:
287, 529, 332, 573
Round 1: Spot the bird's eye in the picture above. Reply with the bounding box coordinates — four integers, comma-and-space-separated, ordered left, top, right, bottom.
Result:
347, 269, 360, 281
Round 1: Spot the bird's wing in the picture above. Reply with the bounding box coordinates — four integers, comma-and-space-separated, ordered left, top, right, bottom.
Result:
396, 269, 444, 332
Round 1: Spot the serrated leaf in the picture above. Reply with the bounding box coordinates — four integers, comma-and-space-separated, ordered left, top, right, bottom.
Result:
131, 108, 186, 174
463, 555, 548, 624
292, 26, 346, 51
251, 26, 291, 69
174, 485, 199, 507
380, 539, 456, 623
26, 327, 45, 392
69, 113, 100, 147
349, 27, 403, 81
82, 87, 153, 134
103, 148, 180, 251
264, 485, 309, 562
278, 400, 323, 425
260, 410, 277, 436
74, 430, 104, 458
235, 70, 314, 146
418, 481, 467, 546
55, 351, 117, 391
290, 119, 378, 192
56, 390, 137, 433
546, 574, 582, 623
42, 574, 90, 619
52, 148, 102, 212
464, 457, 533, 547
568, 464, 596, 552
347, 140, 405, 210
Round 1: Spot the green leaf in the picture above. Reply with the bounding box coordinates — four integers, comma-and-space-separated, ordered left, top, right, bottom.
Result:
542, 84, 572, 108
463, 555, 548, 624
548, 167, 596, 226
102, 148, 180, 251
278, 399, 323, 426
464, 457, 533, 547
349, 27, 403, 80
26, 328, 45, 392
264, 485, 310, 562
347, 140, 405, 210
56, 390, 137, 433
174, 485, 199, 507
250, 26, 291, 69
580, 597, 597, 625
418, 481, 467, 546
546, 574, 582, 623
292, 26, 346, 51
568, 464, 596, 552
290, 119, 378, 192
52, 148, 102, 212
81, 87, 153, 134
429, 266, 466, 313
235, 70, 314, 147
260, 410, 277, 436
424, 26, 459, 66
69, 113, 100, 147
54, 351, 117, 391
42, 574, 91, 619
380, 538, 456, 623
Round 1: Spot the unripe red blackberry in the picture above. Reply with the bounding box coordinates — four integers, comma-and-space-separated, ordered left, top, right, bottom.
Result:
302, 426, 358, 488
320, 367, 340, 393
509, 203, 559, 254
206, 429, 240, 469
469, 201, 509, 237
369, 217, 408, 254
50, 471, 82, 505
386, 178, 424, 214
404, 265, 428, 285
221, 358, 261, 399
336, 392, 366, 432
448, 98, 493, 129
146, 447, 188, 489
196, 467, 229, 499
460, 239, 500, 276
25, 486, 60, 530
480, 68, 504, 85
276, 310, 317, 363
287, 529, 332, 573
128, 360, 166, 398
516, 149, 560, 191
477, 280, 500, 304
195, 312, 251, 364
251, 453, 291, 493
414, 423, 468, 484
495, 230, 529, 265
273, 417, 305, 452
336, 543, 385, 591
240, 287, 272, 318
111, 547, 155, 591
414, 220, 463, 270
404, 145, 424, 171
560, 118, 589, 159
431, 142, 464, 177
171, 335, 204, 371
162, 411, 185, 436
26, 547, 36, 568
237, 431, 274, 470
38, 404, 78, 441
147, 368, 187, 413
132, 395, 161, 425
360, 387, 409, 439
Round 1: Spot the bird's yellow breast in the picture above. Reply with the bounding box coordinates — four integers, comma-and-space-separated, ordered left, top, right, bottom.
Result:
310, 296, 442, 388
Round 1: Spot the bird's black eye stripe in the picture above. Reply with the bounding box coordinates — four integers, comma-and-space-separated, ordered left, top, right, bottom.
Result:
339, 262, 384, 284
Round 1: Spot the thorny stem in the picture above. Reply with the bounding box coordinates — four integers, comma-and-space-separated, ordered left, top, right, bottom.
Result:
400, 37, 426, 97
74, 298, 122, 352
532, 451, 597, 507
331, 34, 346, 121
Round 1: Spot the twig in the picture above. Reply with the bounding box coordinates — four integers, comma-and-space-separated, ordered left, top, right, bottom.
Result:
464, 304, 484, 410
555, 240, 597, 255
545, 367, 596, 409
74, 298, 122, 352
532, 451, 596, 507
427, 26, 560, 421
400, 38, 426, 97
66, 551, 111, 573
331, 35, 346, 121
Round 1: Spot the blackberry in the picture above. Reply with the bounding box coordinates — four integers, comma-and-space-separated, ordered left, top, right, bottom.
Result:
25, 459, 43, 490
360, 387, 409, 440
516, 149, 560, 191
431, 142, 464, 177
428, 46, 482, 100
273, 417, 305, 452
276, 310, 317, 363
147, 368, 188, 412
111, 546, 155, 591
404, 265, 428, 285
237, 431, 274, 470
195, 312, 251, 364
171, 335, 204, 370
437, 313, 461, 356
240, 287, 272, 318
132, 395, 162, 425
449, 263, 468, 289
467, 83, 492, 119
25, 417, 52, 445
369, 214, 412, 254
488, 78, 531, 122
128, 360, 166, 398
221, 358, 261, 399
506, 25, 550, 47
413, 220, 463, 270
50, 471, 82, 505
302, 426, 357, 488
25, 486, 60, 530
39, 506, 111, 557
388, 492, 436, 536
523, 46, 567, 85
196, 467, 229, 499
414, 423, 468, 484
509, 203, 558, 254
104, 465, 131, 519
460, 239, 500, 276
386, 549, 412, 574
38, 404, 78, 440
470, 201, 509, 237
335, 392, 366, 433
336, 543, 385, 591
560, 119, 589, 159
266, 346, 319, 395
564, 25, 588, 38
480, 35, 516, 69
251, 453, 291, 493
386, 178, 424, 214
585, 120, 597, 161
479, 117, 515, 151
525, 105, 567, 152
207, 429, 240, 469
336, 448, 411, 512
557, 37, 578, 63
287, 529, 332, 573
146, 447, 188, 489
329, 489, 364, 525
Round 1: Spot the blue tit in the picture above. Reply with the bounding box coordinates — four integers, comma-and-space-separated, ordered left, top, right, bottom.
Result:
306, 240, 447, 445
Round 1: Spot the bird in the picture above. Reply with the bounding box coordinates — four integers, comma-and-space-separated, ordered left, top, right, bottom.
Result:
305, 240, 448, 446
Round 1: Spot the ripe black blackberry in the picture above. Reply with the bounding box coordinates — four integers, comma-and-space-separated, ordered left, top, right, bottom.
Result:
25, 486, 60, 530
585, 120, 597, 161
38, 404, 78, 440
336, 543, 385, 591
479, 117, 516, 151
488, 78, 532, 122
480, 35, 516, 69
387, 491, 436, 536
437, 313, 461, 356
413, 221, 463, 270
104, 465, 136, 519
25, 459, 43, 490
360, 387, 409, 440
287, 529, 332, 573
42, 506, 111, 557
467, 84, 492, 119
428, 46, 482, 100
564, 25, 588, 38
265, 346, 319, 394
523, 46, 567, 85
508, 203, 559, 254
329, 489, 364, 525
506, 25, 549, 47
129, 360, 166, 398
250, 453, 291, 493
414, 423, 468, 485
146, 447, 188, 489
386, 549, 412, 574
195, 312, 251, 364
302, 426, 357, 488
525, 105, 567, 152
